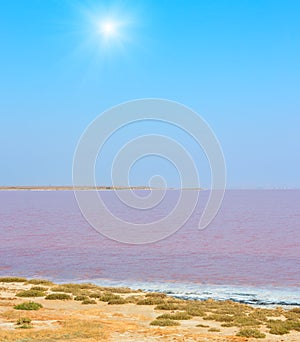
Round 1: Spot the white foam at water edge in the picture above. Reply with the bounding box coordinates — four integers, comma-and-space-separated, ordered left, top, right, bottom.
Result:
83, 279, 300, 308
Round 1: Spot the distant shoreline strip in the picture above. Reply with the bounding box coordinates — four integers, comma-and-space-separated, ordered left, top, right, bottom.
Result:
0, 186, 203, 191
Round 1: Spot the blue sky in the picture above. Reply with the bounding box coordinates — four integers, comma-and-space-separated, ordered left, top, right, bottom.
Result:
0, 0, 299, 188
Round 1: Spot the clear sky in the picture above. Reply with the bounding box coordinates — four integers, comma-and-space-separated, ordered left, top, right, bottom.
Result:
0, 0, 299, 188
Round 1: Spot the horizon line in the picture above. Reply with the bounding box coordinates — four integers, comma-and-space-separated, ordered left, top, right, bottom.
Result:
0, 186, 299, 191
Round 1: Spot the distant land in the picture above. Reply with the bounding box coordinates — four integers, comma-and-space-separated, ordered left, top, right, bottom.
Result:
0, 186, 203, 191
0, 186, 151, 191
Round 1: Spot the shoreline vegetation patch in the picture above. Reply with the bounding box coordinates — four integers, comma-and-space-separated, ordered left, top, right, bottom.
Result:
1, 277, 300, 340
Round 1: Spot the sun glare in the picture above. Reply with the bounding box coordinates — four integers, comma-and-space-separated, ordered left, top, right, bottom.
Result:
101, 20, 117, 36
98, 19, 121, 41
78, 3, 137, 54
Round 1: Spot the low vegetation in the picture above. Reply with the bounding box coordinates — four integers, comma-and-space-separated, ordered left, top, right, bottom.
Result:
16, 317, 33, 329
16, 290, 45, 297
0, 277, 27, 283
267, 319, 300, 335
145, 292, 167, 298
2, 277, 300, 340
108, 298, 127, 305
185, 305, 206, 317
99, 292, 122, 302
81, 299, 97, 305
155, 302, 185, 310
45, 293, 72, 300
89, 292, 102, 299
50, 283, 96, 296
14, 301, 43, 310
125, 295, 140, 304
100, 286, 133, 293
156, 312, 192, 320
16, 323, 33, 329
137, 297, 166, 305
27, 279, 54, 285
16, 317, 32, 325
30, 286, 48, 291
74, 295, 89, 301
150, 319, 180, 326
50, 286, 74, 293
237, 328, 266, 338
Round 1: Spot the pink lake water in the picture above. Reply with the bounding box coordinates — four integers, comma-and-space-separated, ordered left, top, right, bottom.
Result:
0, 190, 299, 306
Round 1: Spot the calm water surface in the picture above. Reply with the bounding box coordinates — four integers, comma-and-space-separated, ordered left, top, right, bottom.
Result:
1, 190, 299, 305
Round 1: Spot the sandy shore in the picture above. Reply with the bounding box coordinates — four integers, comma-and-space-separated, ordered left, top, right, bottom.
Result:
0, 278, 299, 341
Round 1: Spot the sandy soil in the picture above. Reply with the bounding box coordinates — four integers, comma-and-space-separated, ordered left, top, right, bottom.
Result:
0, 280, 299, 342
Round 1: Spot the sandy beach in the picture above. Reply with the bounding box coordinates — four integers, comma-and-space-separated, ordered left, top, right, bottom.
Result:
0, 278, 300, 341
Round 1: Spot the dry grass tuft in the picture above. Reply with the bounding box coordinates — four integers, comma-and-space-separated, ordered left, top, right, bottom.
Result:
45, 293, 72, 300
0, 277, 27, 283
150, 319, 180, 326
156, 311, 192, 320
237, 328, 266, 338
27, 279, 54, 286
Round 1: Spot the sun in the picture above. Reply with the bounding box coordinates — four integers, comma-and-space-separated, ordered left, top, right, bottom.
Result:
78, 4, 136, 53
101, 20, 117, 36
98, 19, 120, 39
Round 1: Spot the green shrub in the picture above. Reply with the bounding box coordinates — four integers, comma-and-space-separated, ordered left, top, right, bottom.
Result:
155, 303, 185, 311
51, 283, 96, 294
27, 279, 53, 285
150, 319, 180, 326
137, 297, 165, 305
74, 295, 89, 301
186, 306, 206, 317
89, 293, 102, 299
0, 277, 27, 283
268, 325, 290, 335
203, 314, 235, 323
82, 299, 97, 305
31, 286, 48, 291
157, 312, 192, 320
108, 298, 126, 305
99, 292, 122, 302
16, 317, 31, 325
50, 286, 74, 293
284, 311, 300, 321
233, 315, 261, 327
208, 328, 220, 332
286, 319, 300, 332
249, 310, 268, 322
267, 319, 300, 335
74, 283, 96, 289
49, 284, 95, 296
100, 287, 132, 293
267, 319, 288, 335
14, 302, 42, 310
237, 328, 266, 338
45, 293, 72, 300
16, 290, 45, 297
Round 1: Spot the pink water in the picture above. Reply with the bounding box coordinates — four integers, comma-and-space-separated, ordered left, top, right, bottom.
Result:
1, 190, 299, 305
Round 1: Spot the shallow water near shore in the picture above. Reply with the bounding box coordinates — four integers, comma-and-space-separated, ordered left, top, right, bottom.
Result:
1, 189, 299, 306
